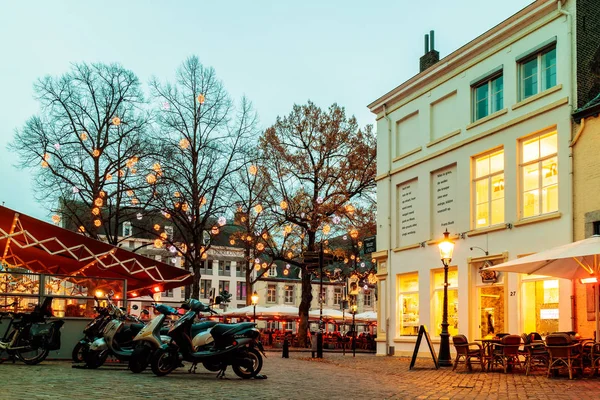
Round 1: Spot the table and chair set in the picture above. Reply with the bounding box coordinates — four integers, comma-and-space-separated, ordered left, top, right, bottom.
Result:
452, 332, 600, 379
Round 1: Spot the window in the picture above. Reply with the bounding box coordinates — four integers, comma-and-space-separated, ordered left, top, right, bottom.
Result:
269, 265, 277, 277
363, 291, 372, 307
522, 279, 559, 336
594, 221, 600, 236
236, 282, 246, 300
122, 222, 132, 237
161, 289, 173, 298
520, 130, 558, 218
398, 272, 419, 336
519, 46, 556, 100
218, 261, 231, 276
333, 287, 343, 306
164, 225, 173, 239
202, 260, 213, 275
200, 280, 211, 298
473, 74, 503, 121
473, 149, 504, 228
267, 284, 276, 303
218, 281, 229, 294
284, 285, 294, 304
432, 268, 458, 337
236, 262, 245, 278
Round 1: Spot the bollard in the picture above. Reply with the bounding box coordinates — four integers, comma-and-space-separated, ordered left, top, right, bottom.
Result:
282, 337, 290, 358
311, 332, 318, 358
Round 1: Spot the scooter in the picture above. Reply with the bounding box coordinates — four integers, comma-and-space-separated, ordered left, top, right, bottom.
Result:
83, 293, 148, 369
150, 298, 265, 379
72, 299, 112, 363
128, 303, 218, 373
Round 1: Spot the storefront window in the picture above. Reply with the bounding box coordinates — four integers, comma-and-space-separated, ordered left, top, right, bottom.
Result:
522, 279, 559, 336
398, 272, 419, 336
432, 268, 459, 337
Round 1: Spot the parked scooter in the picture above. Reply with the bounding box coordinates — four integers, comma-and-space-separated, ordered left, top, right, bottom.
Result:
150, 298, 265, 379
71, 299, 112, 363
83, 293, 147, 369
128, 303, 218, 373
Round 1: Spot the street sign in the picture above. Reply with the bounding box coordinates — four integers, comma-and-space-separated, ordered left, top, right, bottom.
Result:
363, 236, 376, 254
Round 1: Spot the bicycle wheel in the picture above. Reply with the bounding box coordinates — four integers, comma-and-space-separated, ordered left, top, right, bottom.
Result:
14, 332, 49, 365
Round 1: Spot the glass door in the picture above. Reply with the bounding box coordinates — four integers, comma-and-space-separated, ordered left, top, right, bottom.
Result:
478, 286, 505, 338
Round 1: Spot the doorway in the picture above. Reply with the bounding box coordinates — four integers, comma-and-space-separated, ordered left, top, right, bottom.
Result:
478, 286, 505, 338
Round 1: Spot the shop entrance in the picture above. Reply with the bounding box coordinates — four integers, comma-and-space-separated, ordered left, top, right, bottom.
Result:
478, 286, 505, 338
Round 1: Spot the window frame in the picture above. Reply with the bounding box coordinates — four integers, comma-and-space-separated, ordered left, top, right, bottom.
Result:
267, 284, 277, 303
518, 44, 557, 101
284, 285, 294, 304
200, 279, 212, 298
333, 287, 343, 306
122, 221, 132, 237
236, 281, 246, 300
472, 148, 505, 229
519, 129, 558, 219
471, 71, 504, 121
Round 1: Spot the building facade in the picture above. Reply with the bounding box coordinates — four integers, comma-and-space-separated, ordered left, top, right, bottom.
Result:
368, 0, 587, 356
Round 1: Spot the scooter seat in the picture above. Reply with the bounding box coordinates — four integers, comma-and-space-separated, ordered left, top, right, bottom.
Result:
210, 322, 255, 340
129, 323, 145, 335
191, 321, 217, 336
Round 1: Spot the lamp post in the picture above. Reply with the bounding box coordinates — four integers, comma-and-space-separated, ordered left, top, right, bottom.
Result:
351, 303, 358, 358
437, 229, 455, 367
251, 291, 259, 323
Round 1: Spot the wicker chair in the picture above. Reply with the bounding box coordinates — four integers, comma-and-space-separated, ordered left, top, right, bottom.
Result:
521, 333, 549, 375
545, 333, 582, 379
452, 335, 485, 372
491, 334, 523, 373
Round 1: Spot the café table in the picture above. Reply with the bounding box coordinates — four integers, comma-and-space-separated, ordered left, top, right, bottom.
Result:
475, 338, 502, 371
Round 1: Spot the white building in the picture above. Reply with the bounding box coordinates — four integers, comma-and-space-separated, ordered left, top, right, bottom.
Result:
368, 0, 581, 356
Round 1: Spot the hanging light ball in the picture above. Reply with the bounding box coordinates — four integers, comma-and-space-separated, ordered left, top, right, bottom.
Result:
287, 251, 293, 259
112, 116, 121, 126
94, 198, 103, 207
80, 132, 88, 141
350, 229, 359, 239
99, 191, 106, 198
254, 258, 261, 264
136, 213, 143, 220
363, 284, 369, 290
179, 138, 190, 149
146, 174, 157, 184
78, 226, 85, 233
93, 219, 102, 227
280, 200, 288, 210
91, 207, 100, 216
174, 191, 181, 198
92, 149, 100, 157
261, 232, 268, 240
284, 269, 289, 276
51, 215, 61, 225
197, 94, 205, 104
200, 197, 207, 206
169, 246, 176, 253
285, 264, 291, 270
284, 225, 292, 234
248, 165, 258, 175
160, 232, 167, 240
256, 243, 265, 251
360, 262, 366, 268
118, 169, 125, 177
322, 224, 331, 235
201, 252, 208, 260
154, 239, 163, 248
229, 239, 235, 245
332, 215, 341, 224
152, 162, 161, 172
358, 241, 363, 247
316, 196, 324, 204
343, 235, 347, 241
218, 216, 226, 226
53, 143, 61, 150
181, 203, 189, 212
261, 262, 268, 269
211, 226, 219, 235
126, 190, 134, 197
255, 263, 261, 271
346, 204, 355, 214
41, 161, 49, 168
72, 186, 80, 194
254, 204, 263, 214
153, 224, 161, 231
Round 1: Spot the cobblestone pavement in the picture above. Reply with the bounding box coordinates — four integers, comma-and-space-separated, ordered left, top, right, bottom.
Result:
3, 352, 600, 399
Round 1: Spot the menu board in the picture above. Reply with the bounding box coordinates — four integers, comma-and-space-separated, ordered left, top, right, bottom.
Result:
431, 165, 456, 233
398, 179, 418, 246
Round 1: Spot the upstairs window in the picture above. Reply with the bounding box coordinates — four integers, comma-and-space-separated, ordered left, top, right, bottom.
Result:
122, 222, 132, 237
472, 73, 503, 121
473, 149, 505, 228
519, 46, 556, 100
521, 130, 558, 218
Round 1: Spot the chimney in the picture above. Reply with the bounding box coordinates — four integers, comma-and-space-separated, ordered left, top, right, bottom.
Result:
419, 30, 440, 72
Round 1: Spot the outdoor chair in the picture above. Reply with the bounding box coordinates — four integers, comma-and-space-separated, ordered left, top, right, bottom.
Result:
491, 334, 523, 373
545, 333, 582, 379
452, 335, 485, 372
585, 342, 600, 377
521, 333, 549, 376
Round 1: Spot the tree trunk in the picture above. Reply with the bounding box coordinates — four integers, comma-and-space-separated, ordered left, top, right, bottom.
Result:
297, 269, 313, 347
245, 247, 252, 306
191, 258, 202, 299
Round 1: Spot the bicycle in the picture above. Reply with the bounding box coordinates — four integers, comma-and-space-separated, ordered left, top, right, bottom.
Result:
0, 296, 64, 365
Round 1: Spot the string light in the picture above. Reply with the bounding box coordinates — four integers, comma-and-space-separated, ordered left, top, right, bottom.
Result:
99, 191, 106, 198
174, 191, 181, 198
280, 200, 288, 210
94, 198, 103, 207
254, 204, 263, 214
211, 226, 219, 235
154, 239, 163, 248
126, 190, 134, 197
92, 149, 100, 157
80, 132, 88, 141
248, 165, 258, 175
92, 207, 100, 216
197, 94, 205, 104
218, 216, 226, 226
160, 232, 167, 240
322, 224, 331, 234
153, 224, 161, 231
146, 174, 157, 184
93, 219, 102, 227
179, 138, 190, 149
181, 203, 189, 212
256, 243, 265, 251
51, 215, 61, 224
112, 117, 121, 126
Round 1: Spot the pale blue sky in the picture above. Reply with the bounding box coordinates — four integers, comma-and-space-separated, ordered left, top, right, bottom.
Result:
0, 0, 532, 220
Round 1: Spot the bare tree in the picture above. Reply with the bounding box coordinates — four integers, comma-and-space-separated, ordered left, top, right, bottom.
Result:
10, 63, 151, 244
258, 101, 376, 346
145, 56, 258, 299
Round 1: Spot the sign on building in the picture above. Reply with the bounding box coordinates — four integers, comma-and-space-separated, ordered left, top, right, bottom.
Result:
431, 164, 456, 235
398, 179, 419, 247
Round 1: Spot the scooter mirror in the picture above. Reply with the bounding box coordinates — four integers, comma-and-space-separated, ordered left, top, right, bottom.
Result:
132, 304, 139, 310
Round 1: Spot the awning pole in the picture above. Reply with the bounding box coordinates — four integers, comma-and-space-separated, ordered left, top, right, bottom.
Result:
596, 283, 599, 342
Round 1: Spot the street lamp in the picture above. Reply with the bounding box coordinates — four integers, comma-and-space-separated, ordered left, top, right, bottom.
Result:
351, 303, 358, 358
437, 229, 455, 367
251, 291, 259, 323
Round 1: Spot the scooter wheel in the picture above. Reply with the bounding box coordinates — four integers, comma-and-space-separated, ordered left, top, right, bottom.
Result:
72, 342, 87, 363
232, 347, 263, 379
129, 345, 152, 373
150, 348, 178, 377
83, 348, 109, 369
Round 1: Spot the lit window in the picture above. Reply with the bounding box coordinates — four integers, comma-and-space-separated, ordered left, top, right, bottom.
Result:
236, 282, 246, 300
333, 287, 343, 306
218, 280, 229, 294
473, 149, 504, 228
267, 285, 276, 303
398, 272, 419, 336
122, 221, 132, 237
473, 74, 503, 121
363, 291, 372, 307
284, 285, 294, 304
200, 280, 211, 298
432, 268, 458, 337
520, 130, 558, 218
218, 261, 231, 276
519, 46, 556, 101
522, 279, 559, 335
269, 265, 277, 277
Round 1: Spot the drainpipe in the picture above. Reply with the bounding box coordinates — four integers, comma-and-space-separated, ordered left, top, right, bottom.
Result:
557, 0, 577, 332
383, 104, 392, 354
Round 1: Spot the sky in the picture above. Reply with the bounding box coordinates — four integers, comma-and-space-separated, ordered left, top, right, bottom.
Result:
0, 0, 533, 221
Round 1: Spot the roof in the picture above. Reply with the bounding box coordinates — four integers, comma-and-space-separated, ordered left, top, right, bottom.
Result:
573, 92, 600, 122
0, 205, 192, 293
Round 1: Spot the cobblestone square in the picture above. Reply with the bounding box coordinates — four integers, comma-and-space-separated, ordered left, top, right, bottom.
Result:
3, 352, 600, 399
